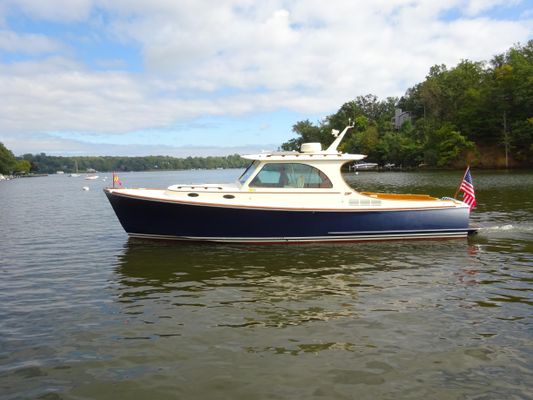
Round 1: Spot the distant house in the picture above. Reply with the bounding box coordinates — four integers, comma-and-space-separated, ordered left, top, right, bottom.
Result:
391, 108, 411, 129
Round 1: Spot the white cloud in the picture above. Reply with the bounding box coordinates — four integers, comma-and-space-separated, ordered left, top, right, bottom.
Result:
101, 0, 532, 102
0, 58, 215, 134
0, 57, 305, 135
463, 0, 521, 16
0, 30, 65, 54
0, 0, 532, 154
5, 0, 93, 22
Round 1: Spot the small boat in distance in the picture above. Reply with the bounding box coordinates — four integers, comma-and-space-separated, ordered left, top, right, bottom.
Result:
85, 175, 99, 180
104, 125, 477, 243
350, 162, 378, 170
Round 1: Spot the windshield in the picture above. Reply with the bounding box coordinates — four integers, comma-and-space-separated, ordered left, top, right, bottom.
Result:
238, 161, 259, 185
249, 163, 333, 188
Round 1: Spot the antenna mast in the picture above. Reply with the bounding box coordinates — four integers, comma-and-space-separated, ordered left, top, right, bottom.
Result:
326, 123, 354, 152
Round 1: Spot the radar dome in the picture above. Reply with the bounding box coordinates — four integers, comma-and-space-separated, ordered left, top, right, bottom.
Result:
300, 143, 322, 153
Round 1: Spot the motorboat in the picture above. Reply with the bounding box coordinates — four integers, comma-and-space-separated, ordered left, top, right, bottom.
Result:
85, 175, 99, 180
350, 162, 378, 170
104, 125, 477, 243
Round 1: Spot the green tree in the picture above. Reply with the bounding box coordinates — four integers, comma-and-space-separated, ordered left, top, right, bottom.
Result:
0, 143, 17, 174
423, 124, 474, 167
486, 41, 533, 165
281, 120, 330, 151
15, 159, 31, 174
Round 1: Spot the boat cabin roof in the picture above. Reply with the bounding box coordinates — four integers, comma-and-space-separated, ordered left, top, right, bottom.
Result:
242, 125, 366, 162
242, 152, 366, 162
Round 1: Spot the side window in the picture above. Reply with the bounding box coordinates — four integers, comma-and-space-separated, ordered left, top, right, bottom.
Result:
249, 163, 332, 188
238, 161, 259, 185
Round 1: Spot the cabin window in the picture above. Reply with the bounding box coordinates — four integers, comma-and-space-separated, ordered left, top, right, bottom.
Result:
238, 161, 259, 185
249, 163, 333, 188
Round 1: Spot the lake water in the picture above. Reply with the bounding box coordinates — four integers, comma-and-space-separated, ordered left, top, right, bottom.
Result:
1, 169, 532, 399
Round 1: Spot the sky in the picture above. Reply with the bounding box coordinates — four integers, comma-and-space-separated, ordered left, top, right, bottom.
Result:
1, 0, 532, 157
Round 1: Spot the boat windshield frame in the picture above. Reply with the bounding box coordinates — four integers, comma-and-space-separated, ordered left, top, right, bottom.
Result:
238, 160, 260, 185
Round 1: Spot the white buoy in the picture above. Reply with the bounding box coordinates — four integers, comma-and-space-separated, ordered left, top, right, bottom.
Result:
82, 186, 90, 191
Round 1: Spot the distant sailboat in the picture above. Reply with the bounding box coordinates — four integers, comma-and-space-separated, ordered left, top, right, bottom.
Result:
70, 160, 80, 177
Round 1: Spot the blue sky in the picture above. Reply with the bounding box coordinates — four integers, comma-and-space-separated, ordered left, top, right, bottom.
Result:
1, 0, 532, 156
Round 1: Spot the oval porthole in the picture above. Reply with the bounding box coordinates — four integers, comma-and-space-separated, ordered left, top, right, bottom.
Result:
188, 193, 199, 197
223, 194, 235, 199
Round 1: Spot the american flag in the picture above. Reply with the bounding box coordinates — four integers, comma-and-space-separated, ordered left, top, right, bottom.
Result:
112, 172, 122, 188
459, 167, 476, 209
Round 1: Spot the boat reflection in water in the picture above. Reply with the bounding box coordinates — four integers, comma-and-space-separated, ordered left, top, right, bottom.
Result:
105, 125, 476, 244
114, 239, 372, 329
113, 238, 479, 331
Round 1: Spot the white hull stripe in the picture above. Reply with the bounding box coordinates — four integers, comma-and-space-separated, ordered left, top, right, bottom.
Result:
127, 231, 469, 243
328, 228, 472, 235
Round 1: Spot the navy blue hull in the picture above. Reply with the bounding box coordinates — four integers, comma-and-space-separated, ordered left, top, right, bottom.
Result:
104, 190, 474, 243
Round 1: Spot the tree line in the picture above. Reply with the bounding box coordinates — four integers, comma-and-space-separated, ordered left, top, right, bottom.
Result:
0, 150, 248, 175
282, 41, 533, 168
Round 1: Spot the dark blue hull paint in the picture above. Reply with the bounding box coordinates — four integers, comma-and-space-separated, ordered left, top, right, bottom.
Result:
104, 190, 474, 243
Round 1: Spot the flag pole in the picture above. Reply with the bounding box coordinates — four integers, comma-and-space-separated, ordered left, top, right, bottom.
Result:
454, 165, 469, 199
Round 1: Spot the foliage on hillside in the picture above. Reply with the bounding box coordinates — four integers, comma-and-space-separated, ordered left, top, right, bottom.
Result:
282, 41, 533, 168
0, 143, 30, 174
